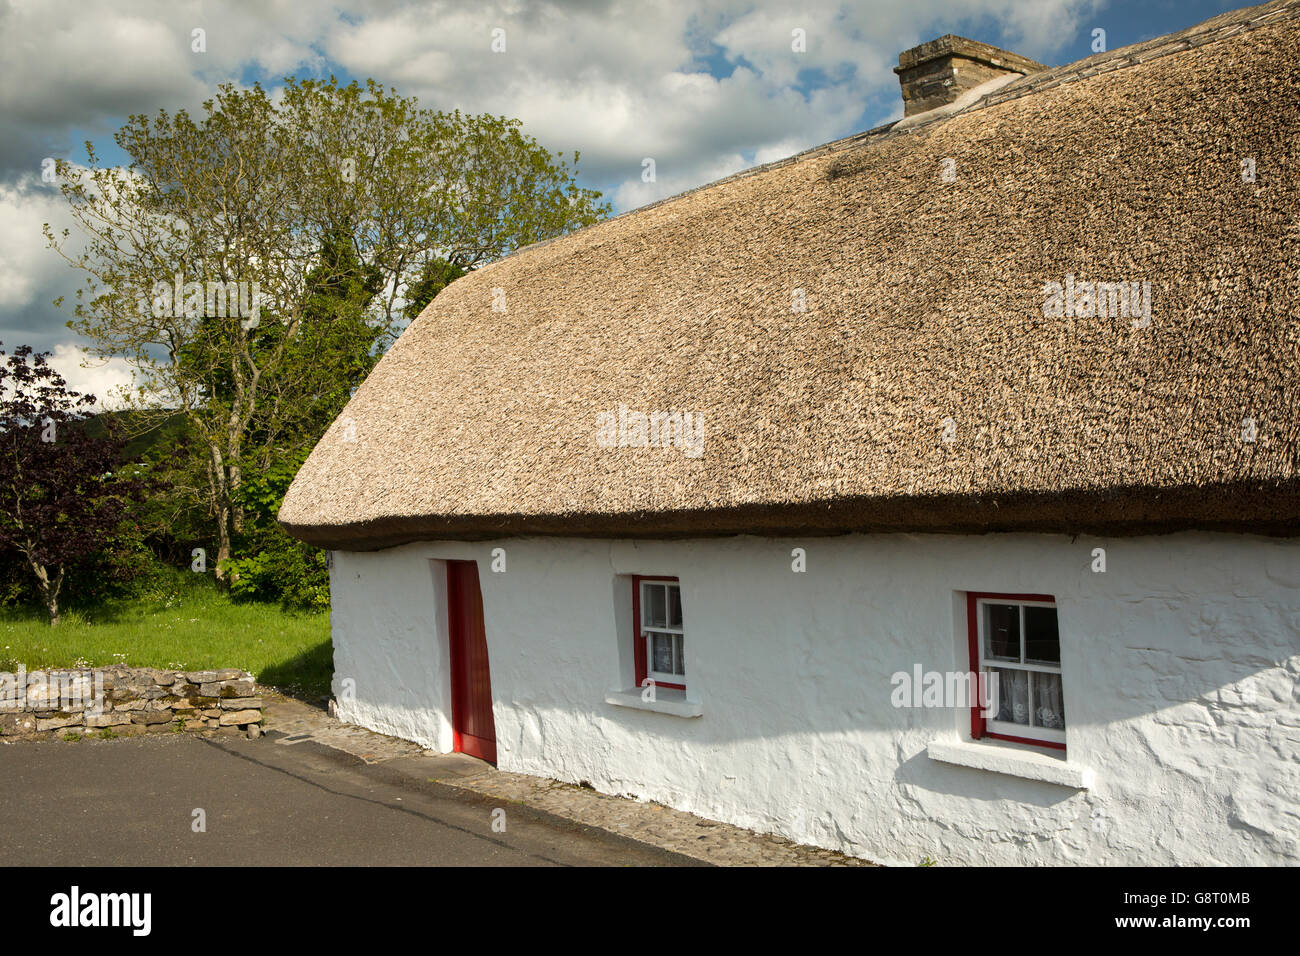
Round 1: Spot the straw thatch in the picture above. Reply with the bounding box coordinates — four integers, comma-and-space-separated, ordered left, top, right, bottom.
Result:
281, 0, 1300, 550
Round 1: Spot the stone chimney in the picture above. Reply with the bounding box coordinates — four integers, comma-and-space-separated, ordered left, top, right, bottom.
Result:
894, 35, 1045, 117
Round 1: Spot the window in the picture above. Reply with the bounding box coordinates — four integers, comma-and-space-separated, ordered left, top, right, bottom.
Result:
967, 592, 1065, 750
633, 576, 685, 691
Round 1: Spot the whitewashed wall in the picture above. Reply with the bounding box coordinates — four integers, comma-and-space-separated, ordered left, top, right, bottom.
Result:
327, 533, 1300, 865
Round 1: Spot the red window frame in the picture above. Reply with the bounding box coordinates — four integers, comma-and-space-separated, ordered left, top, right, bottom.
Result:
966, 591, 1065, 751
632, 575, 684, 691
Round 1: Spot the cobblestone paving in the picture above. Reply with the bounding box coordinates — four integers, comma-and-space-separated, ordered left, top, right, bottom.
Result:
263, 691, 873, 866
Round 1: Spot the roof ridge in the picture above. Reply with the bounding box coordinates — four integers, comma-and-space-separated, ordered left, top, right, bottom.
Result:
483, 0, 1300, 267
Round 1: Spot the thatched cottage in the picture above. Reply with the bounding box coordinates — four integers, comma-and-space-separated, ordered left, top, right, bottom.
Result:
281, 0, 1300, 865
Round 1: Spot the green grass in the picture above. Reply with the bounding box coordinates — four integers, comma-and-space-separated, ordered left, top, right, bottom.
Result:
0, 569, 332, 701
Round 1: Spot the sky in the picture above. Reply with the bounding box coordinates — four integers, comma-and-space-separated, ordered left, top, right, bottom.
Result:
0, 0, 1251, 405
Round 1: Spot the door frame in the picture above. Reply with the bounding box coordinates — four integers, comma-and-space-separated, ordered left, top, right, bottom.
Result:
446, 559, 497, 764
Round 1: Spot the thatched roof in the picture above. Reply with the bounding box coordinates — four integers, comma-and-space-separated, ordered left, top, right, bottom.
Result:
281, 0, 1300, 550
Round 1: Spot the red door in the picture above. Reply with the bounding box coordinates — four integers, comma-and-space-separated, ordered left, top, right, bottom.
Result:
447, 560, 496, 764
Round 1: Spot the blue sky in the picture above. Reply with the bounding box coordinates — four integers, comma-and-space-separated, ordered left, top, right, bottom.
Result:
0, 0, 1256, 399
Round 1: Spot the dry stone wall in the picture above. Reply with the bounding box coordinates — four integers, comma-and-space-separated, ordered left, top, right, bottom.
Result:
0, 666, 264, 740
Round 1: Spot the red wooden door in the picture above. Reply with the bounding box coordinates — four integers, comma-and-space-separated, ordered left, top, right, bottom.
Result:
447, 560, 496, 764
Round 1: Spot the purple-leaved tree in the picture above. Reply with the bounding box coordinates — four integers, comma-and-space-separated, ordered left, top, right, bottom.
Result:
0, 345, 147, 625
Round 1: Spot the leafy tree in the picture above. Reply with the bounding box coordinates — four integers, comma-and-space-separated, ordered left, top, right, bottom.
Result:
0, 346, 150, 624
404, 258, 467, 323
47, 77, 609, 585
225, 448, 329, 610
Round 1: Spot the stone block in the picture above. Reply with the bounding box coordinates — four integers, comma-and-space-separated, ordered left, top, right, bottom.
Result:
131, 711, 174, 725
85, 713, 132, 728
26, 685, 62, 709
220, 698, 263, 710
219, 709, 261, 726
219, 679, 256, 698
36, 714, 84, 732
0, 713, 36, 735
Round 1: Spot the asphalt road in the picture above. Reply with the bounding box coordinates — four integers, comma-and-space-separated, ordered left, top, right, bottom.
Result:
0, 732, 696, 866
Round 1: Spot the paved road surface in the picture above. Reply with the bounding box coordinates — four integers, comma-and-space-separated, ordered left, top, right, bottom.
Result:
0, 732, 696, 866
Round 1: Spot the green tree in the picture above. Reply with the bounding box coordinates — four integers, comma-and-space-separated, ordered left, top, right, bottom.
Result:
225, 226, 383, 605
403, 258, 466, 323
225, 448, 329, 610
47, 77, 609, 584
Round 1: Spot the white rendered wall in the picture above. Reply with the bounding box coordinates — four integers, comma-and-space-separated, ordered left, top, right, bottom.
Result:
327, 533, 1300, 865
328, 555, 453, 751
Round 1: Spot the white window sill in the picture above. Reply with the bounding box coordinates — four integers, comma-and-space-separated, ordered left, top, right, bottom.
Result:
927, 738, 1093, 789
605, 687, 702, 718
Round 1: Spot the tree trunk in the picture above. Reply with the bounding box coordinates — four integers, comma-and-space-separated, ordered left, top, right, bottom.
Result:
29, 561, 63, 626
230, 460, 245, 534
228, 415, 246, 534
215, 509, 232, 589
208, 441, 234, 590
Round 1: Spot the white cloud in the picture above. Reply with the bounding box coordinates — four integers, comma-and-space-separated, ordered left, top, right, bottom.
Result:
612, 152, 751, 211
0, 0, 1103, 196
0, 179, 75, 310
45, 343, 136, 410
314, 0, 1101, 211
0, 0, 1108, 372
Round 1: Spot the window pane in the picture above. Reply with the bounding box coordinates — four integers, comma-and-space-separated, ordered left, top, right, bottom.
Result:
645, 584, 666, 627
652, 632, 673, 673
1031, 671, 1066, 729
675, 634, 686, 676
983, 604, 1021, 662
990, 668, 1030, 725
668, 586, 682, 627
1024, 606, 1060, 665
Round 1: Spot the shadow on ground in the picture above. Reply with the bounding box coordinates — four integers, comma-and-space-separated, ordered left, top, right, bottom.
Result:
258, 637, 333, 704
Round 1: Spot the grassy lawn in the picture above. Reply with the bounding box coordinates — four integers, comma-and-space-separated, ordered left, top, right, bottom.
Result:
0, 570, 332, 701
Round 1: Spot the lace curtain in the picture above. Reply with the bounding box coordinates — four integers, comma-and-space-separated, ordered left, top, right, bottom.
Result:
993, 668, 1065, 729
